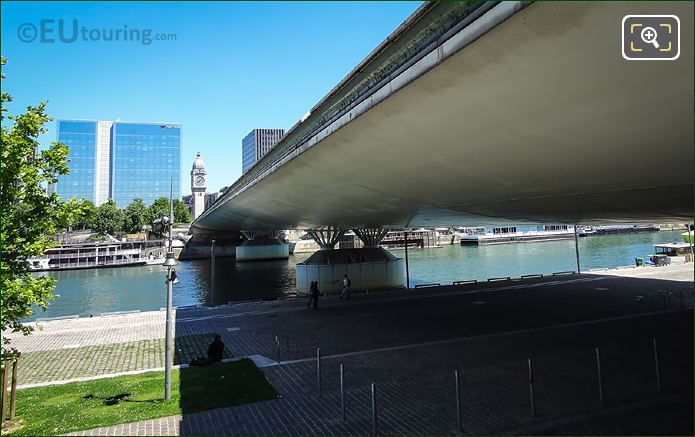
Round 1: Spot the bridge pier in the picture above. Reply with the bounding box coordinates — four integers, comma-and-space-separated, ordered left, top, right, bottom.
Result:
236, 229, 290, 261
296, 227, 404, 294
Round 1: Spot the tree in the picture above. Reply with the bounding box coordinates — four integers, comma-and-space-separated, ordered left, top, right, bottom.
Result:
173, 199, 192, 223
90, 199, 124, 235
58, 198, 93, 231
146, 197, 191, 225
146, 197, 170, 225
74, 199, 95, 230
0, 57, 80, 357
123, 198, 147, 233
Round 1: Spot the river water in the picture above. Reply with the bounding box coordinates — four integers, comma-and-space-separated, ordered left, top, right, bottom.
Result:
33, 230, 686, 319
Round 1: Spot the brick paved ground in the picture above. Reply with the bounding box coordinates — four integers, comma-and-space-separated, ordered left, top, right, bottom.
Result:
18, 334, 233, 385
67, 311, 693, 436
4, 270, 693, 434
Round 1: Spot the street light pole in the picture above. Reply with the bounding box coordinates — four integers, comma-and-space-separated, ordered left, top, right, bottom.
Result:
162, 179, 177, 401
164, 260, 173, 401
211, 239, 216, 306
404, 230, 410, 289
574, 224, 581, 274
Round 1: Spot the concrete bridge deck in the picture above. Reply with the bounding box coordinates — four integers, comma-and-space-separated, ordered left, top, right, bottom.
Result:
196, 1, 693, 231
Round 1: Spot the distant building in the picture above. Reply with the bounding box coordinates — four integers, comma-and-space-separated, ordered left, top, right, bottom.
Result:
242, 128, 284, 173
183, 190, 224, 219
203, 186, 228, 210
190, 152, 207, 220
182, 194, 193, 215
203, 192, 217, 210
56, 120, 181, 207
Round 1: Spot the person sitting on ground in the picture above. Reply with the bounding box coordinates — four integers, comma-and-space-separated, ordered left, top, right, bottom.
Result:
207, 334, 225, 362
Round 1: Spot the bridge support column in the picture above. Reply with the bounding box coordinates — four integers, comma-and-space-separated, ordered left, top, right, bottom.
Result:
353, 228, 389, 248
296, 227, 403, 295
236, 229, 289, 262
306, 227, 346, 250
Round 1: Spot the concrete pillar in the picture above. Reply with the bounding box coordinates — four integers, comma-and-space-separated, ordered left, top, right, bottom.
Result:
306, 227, 346, 250
236, 229, 290, 261
297, 228, 402, 294
353, 228, 389, 247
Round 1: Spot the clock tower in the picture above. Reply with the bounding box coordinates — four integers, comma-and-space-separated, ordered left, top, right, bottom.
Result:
190, 152, 207, 219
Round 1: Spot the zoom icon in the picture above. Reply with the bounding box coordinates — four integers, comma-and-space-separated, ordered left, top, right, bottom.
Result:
622, 15, 680, 60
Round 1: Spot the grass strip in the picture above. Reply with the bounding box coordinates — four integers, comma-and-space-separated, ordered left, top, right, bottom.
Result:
6, 358, 277, 436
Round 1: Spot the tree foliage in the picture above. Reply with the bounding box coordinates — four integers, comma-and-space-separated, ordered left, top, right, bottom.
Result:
146, 197, 170, 225
55, 198, 93, 232
74, 199, 95, 230
146, 197, 191, 225
123, 198, 147, 233
173, 199, 192, 223
0, 57, 80, 357
90, 199, 124, 235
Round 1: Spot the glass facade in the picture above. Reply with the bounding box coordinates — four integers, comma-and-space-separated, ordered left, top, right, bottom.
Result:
242, 131, 256, 173
56, 119, 181, 207
111, 122, 181, 207
241, 129, 285, 174
56, 120, 97, 202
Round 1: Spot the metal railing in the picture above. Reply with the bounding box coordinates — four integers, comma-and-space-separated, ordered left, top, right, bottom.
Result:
40, 249, 141, 260
48, 258, 143, 269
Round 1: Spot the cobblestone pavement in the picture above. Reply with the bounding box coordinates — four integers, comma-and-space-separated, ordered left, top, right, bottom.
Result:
68, 310, 693, 435
12, 273, 693, 384
5, 271, 692, 434
67, 392, 693, 436
17, 334, 233, 385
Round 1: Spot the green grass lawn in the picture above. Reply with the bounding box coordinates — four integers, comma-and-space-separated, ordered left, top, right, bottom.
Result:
6, 358, 278, 436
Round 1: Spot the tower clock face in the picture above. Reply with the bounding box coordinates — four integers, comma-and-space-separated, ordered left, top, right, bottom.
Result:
195, 176, 205, 186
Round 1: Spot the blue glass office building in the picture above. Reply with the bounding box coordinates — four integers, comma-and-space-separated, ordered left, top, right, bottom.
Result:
56, 120, 98, 201
56, 120, 181, 207
111, 122, 181, 206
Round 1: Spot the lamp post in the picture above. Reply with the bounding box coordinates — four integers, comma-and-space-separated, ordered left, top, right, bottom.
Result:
211, 239, 216, 306
154, 182, 177, 401
574, 224, 581, 273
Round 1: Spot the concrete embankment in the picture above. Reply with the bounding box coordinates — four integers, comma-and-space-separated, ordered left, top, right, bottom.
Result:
587, 263, 693, 282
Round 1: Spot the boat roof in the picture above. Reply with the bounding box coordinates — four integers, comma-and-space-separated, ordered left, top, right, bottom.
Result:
654, 243, 691, 249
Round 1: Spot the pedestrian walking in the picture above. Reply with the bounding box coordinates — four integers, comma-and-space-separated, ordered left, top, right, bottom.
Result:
340, 274, 352, 299
307, 281, 320, 309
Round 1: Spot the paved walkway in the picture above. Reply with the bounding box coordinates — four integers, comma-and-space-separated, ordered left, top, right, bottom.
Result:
4, 269, 693, 434
67, 310, 693, 435
10, 271, 693, 386
588, 262, 693, 282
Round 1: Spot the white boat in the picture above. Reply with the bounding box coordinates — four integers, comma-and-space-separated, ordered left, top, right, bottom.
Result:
459, 225, 575, 245
648, 243, 693, 266
27, 258, 51, 271
27, 241, 165, 271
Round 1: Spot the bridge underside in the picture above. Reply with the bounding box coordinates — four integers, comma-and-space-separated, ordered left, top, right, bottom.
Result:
197, 1, 693, 231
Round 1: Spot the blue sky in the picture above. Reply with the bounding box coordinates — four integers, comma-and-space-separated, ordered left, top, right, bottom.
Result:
1, 1, 420, 196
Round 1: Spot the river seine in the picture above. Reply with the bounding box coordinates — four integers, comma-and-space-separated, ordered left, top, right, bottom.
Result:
34, 230, 686, 319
